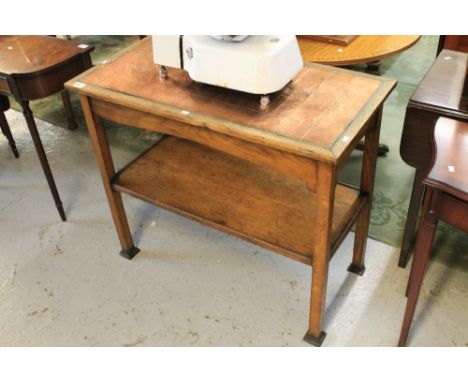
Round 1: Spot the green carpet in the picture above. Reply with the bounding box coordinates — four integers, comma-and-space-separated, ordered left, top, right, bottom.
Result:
8, 35, 468, 270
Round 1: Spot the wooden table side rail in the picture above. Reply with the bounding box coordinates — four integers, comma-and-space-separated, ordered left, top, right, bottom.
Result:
90, 97, 319, 192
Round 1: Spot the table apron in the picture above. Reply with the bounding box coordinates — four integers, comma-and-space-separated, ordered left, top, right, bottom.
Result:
400, 106, 468, 172
9, 55, 93, 101
89, 96, 320, 193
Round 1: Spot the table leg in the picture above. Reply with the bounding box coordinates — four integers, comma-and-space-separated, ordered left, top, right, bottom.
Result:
0, 108, 19, 158
20, 100, 66, 221
404, 175, 429, 297
80, 96, 139, 259
398, 189, 438, 346
399, 168, 426, 268
349, 108, 382, 275
303, 163, 335, 346
61, 90, 77, 130
366, 60, 381, 72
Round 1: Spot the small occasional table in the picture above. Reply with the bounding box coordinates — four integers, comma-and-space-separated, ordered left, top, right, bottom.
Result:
398, 117, 468, 346
398, 49, 468, 268
67, 38, 395, 345
0, 36, 94, 221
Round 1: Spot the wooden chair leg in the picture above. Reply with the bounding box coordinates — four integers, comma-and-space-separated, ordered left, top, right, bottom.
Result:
398, 189, 438, 346
0, 108, 19, 158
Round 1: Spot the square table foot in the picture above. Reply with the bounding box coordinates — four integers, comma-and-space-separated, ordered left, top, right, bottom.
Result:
347, 264, 366, 276
303, 331, 327, 347
119, 246, 140, 260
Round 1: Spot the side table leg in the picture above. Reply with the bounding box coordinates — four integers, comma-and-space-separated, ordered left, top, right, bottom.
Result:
61, 90, 77, 130
398, 189, 438, 346
0, 108, 19, 158
349, 108, 382, 275
399, 169, 426, 268
80, 96, 139, 259
303, 254, 329, 347
21, 100, 66, 221
303, 163, 335, 347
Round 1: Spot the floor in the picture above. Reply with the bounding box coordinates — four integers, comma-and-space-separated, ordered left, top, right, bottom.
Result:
1, 107, 468, 347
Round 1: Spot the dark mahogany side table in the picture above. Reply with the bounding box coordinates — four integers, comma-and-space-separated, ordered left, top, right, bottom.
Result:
398, 117, 468, 346
0, 36, 94, 221
398, 49, 467, 268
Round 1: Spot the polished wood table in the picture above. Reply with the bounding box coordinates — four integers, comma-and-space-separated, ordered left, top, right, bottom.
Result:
0, 36, 94, 221
67, 38, 395, 346
298, 35, 420, 69
398, 117, 468, 346
398, 49, 468, 268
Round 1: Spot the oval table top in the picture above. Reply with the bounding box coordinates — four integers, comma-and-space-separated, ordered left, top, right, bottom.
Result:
298, 35, 421, 66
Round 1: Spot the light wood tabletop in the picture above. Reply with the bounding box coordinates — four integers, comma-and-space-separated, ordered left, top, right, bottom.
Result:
298, 35, 421, 66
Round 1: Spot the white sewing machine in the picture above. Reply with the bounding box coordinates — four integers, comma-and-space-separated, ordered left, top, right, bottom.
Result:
152, 35, 303, 105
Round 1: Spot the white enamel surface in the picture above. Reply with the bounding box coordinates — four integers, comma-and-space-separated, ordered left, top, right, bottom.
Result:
152, 35, 303, 94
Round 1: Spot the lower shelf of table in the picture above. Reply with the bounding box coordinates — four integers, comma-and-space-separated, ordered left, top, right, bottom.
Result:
113, 136, 366, 265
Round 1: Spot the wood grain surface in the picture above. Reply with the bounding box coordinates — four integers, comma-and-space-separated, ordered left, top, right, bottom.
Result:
113, 137, 363, 262
0, 36, 93, 75
410, 49, 468, 114
69, 38, 395, 161
298, 35, 420, 66
425, 117, 468, 199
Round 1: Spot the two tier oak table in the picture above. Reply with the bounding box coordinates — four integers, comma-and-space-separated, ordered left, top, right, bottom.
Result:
67, 38, 395, 345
